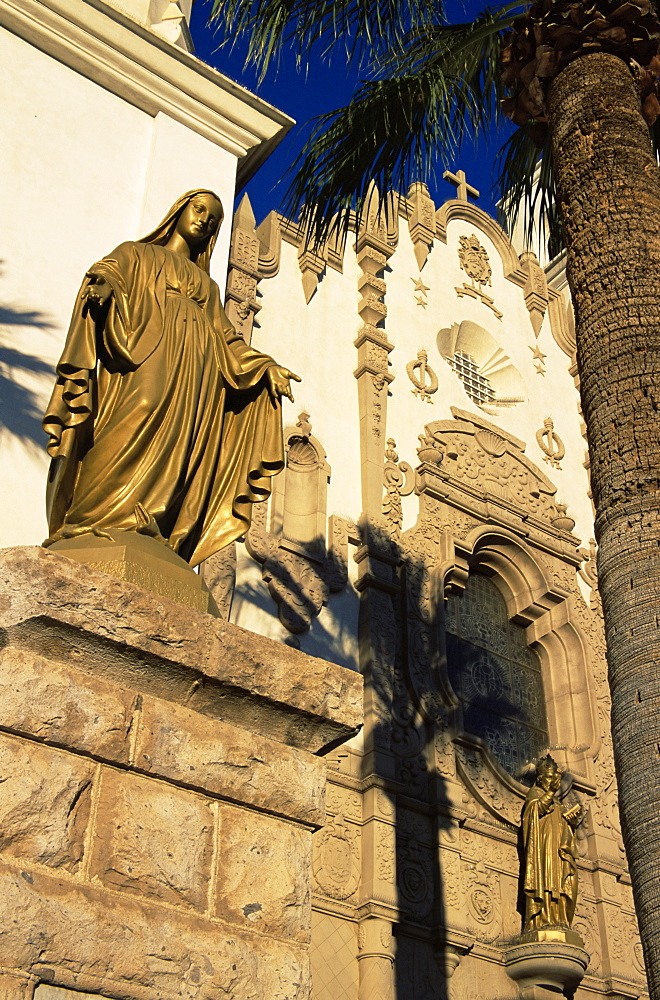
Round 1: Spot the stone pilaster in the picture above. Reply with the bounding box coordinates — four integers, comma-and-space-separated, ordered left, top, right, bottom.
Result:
406, 181, 436, 270
357, 915, 396, 1000
353, 203, 396, 516
225, 194, 262, 345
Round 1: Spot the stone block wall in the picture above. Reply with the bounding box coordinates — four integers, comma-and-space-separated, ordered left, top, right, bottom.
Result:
0, 546, 362, 1000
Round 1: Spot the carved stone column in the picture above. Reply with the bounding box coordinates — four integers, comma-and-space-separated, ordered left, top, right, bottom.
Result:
354, 201, 396, 516
352, 201, 401, 1000
357, 915, 395, 1000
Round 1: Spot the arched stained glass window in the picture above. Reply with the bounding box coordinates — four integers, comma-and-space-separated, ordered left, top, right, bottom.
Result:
444, 573, 548, 776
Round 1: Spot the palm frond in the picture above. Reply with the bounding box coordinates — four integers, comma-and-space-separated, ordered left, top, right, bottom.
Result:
281, 6, 519, 246
496, 124, 561, 256
210, 0, 444, 78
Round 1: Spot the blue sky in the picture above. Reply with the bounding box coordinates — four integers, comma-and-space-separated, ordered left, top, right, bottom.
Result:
189, 1, 514, 226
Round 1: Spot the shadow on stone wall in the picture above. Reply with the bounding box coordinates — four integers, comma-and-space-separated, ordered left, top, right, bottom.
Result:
364, 526, 458, 1000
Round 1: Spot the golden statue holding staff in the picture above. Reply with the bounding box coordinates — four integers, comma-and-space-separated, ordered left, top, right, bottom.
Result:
43, 190, 299, 569
522, 755, 582, 935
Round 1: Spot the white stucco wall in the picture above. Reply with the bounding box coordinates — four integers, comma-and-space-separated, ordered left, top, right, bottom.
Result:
250, 239, 364, 525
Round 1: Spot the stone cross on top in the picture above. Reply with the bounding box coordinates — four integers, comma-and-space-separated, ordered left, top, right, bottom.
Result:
443, 168, 480, 202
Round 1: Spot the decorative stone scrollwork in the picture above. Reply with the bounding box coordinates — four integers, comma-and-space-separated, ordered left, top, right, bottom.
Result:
424, 408, 575, 528
578, 537, 599, 607
326, 783, 362, 822
458, 234, 492, 287
455, 742, 524, 829
572, 897, 602, 974
199, 542, 236, 620
397, 836, 434, 919
406, 349, 439, 402
536, 417, 565, 469
312, 815, 360, 900
464, 860, 502, 943
382, 439, 414, 533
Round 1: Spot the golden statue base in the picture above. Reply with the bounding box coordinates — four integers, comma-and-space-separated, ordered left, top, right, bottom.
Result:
520, 926, 585, 947
48, 531, 219, 616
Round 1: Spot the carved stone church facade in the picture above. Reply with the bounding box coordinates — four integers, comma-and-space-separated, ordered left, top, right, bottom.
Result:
219, 184, 647, 1000
0, 0, 647, 996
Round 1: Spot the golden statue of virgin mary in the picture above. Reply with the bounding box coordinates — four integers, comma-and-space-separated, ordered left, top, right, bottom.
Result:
43, 189, 299, 569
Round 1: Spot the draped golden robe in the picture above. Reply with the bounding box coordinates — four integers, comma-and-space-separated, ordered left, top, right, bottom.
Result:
522, 784, 578, 930
43, 241, 284, 566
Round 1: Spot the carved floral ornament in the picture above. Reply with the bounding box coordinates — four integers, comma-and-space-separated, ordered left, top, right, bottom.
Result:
416, 409, 576, 531
382, 438, 415, 533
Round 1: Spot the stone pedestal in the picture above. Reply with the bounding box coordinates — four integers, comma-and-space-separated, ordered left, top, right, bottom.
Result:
48, 531, 219, 615
0, 546, 362, 1000
504, 934, 589, 1000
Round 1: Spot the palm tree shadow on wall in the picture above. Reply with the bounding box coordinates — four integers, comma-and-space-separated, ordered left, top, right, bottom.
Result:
371, 539, 457, 1000
0, 297, 56, 451
223, 526, 460, 999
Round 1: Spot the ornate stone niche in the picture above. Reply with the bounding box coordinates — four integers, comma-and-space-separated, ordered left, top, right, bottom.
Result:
246, 415, 353, 634
270, 413, 331, 558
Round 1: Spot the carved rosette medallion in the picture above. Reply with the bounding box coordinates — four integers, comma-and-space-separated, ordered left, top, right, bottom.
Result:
312, 815, 360, 900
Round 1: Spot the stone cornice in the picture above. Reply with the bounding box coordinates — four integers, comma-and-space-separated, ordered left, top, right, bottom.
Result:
0, 0, 294, 185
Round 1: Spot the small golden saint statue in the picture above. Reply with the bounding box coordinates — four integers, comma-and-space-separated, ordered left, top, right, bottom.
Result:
522, 755, 582, 941
43, 190, 300, 576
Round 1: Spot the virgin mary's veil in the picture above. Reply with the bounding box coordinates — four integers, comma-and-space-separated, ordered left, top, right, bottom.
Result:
138, 188, 224, 274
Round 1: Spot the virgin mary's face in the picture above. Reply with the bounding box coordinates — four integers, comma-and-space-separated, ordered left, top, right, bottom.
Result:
175, 193, 223, 248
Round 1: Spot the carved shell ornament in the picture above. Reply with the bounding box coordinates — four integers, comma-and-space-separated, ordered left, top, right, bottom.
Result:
458, 235, 492, 287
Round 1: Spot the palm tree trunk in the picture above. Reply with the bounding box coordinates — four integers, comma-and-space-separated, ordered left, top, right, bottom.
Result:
548, 50, 660, 996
